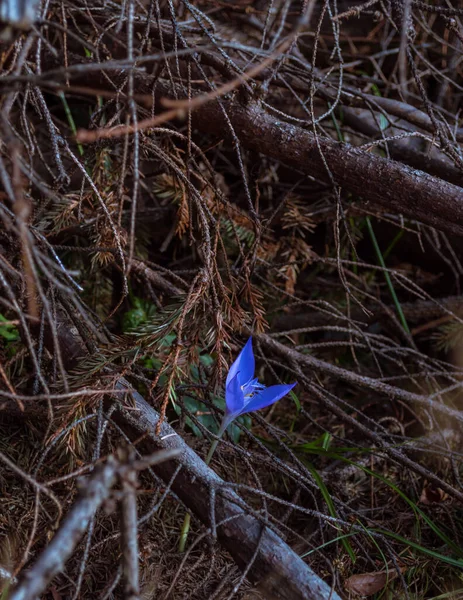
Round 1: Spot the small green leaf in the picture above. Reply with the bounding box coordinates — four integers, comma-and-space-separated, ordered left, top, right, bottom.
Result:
229, 413, 252, 443
199, 353, 214, 368
122, 297, 157, 332
379, 114, 389, 131
0, 314, 19, 342
290, 389, 301, 412
321, 432, 332, 451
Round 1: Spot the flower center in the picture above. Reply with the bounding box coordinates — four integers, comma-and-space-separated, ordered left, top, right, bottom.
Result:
241, 377, 265, 398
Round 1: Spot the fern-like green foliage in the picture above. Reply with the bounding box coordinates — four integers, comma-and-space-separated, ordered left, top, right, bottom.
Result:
122, 297, 158, 333
122, 298, 250, 441
220, 216, 255, 250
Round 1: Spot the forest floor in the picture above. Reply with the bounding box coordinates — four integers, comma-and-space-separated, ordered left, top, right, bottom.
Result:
0, 1, 463, 599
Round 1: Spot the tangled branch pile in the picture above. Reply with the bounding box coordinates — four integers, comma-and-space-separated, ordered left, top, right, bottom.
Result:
1, 0, 463, 598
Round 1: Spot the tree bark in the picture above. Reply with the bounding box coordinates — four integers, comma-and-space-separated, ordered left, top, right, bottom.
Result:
154, 82, 463, 236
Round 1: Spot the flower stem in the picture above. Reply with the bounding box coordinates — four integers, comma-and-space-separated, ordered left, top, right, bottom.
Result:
204, 437, 220, 466
178, 513, 191, 553
178, 425, 226, 552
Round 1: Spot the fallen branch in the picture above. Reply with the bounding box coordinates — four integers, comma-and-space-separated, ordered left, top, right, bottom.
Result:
9, 459, 119, 600
150, 82, 463, 237
110, 378, 341, 600
119, 448, 140, 600
53, 53, 463, 235
339, 105, 463, 187
9, 450, 179, 600
258, 334, 463, 424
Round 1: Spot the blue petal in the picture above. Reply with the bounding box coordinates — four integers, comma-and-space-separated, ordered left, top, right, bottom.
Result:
241, 382, 296, 415
226, 337, 255, 388
225, 372, 245, 416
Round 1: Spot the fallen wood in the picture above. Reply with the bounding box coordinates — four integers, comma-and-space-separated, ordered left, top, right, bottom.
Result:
110, 378, 341, 600
9, 450, 179, 600
258, 333, 463, 426
9, 459, 119, 600
39, 54, 463, 236
151, 81, 463, 237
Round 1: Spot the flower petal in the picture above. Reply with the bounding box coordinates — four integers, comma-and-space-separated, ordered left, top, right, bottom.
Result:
225, 371, 245, 416
241, 382, 296, 415
226, 337, 255, 388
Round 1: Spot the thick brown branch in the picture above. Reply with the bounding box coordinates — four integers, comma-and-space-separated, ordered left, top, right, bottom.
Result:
339, 106, 463, 187
154, 83, 463, 236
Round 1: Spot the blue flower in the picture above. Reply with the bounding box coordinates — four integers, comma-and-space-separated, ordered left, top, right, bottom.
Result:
222, 337, 296, 430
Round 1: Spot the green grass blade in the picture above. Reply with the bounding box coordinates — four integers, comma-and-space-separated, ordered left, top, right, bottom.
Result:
366, 216, 410, 334
300, 531, 359, 558
307, 463, 357, 563
372, 528, 463, 568
337, 456, 463, 558
59, 92, 85, 157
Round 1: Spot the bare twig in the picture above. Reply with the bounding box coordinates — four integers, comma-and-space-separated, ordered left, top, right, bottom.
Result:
9, 458, 119, 600
9, 450, 179, 600
119, 447, 140, 600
